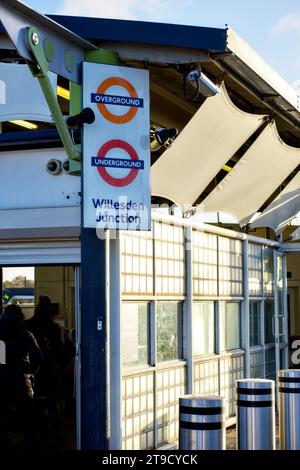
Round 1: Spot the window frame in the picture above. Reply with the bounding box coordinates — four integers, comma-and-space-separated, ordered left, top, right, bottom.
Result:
156, 301, 183, 364
264, 298, 275, 346
249, 300, 262, 348
220, 301, 242, 352
121, 301, 151, 369
192, 301, 215, 356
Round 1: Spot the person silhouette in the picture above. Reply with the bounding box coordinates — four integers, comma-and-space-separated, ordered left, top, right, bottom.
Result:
0, 304, 42, 449
25, 297, 69, 447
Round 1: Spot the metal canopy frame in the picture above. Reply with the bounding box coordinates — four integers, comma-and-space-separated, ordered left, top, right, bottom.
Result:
0, 0, 97, 172
0, 0, 96, 83
47, 15, 300, 133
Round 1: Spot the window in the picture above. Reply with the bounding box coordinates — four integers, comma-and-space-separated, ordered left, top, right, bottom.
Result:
122, 303, 149, 368
156, 302, 183, 362
264, 300, 274, 345
249, 301, 261, 347
220, 302, 241, 351
193, 302, 215, 355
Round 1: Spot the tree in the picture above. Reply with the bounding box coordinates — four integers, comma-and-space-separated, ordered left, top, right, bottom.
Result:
3, 275, 34, 288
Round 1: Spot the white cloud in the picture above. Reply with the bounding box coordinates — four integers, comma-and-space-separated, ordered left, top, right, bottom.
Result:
272, 12, 300, 36
59, 0, 188, 22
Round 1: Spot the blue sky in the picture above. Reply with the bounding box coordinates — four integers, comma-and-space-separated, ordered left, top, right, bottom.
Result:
24, 0, 300, 91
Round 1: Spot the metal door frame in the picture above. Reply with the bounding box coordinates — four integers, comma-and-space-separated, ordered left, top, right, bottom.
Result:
0, 243, 81, 450
74, 265, 81, 450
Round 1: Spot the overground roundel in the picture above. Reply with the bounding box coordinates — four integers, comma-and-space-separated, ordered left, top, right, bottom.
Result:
96, 77, 139, 124
97, 139, 139, 187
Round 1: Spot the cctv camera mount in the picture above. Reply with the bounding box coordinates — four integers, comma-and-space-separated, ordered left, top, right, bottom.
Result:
66, 107, 95, 129
150, 127, 178, 152
183, 66, 220, 102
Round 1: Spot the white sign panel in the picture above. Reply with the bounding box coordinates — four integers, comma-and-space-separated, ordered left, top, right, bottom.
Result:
83, 62, 151, 230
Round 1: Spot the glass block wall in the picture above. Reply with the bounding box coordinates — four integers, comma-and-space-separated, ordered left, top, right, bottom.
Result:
118, 218, 287, 449
249, 243, 263, 296
220, 353, 245, 418
121, 230, 153, 295
218, 237, 243, 297
263, 246, 274, 297
193, 357, 219, 395
265, 347, 276, 380
156, 365, 186, 447
122, 371, 155, 450
250, 349, 265, 378
154, 221, 185, 296
193, 231, 218, 296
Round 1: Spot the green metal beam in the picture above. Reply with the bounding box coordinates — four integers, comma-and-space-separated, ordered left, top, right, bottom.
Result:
85, 49, 119, 65
68, 81, 82, 175
26, 26, 81, 174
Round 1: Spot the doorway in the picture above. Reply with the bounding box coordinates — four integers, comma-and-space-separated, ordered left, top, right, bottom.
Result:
0, 264, 80, 450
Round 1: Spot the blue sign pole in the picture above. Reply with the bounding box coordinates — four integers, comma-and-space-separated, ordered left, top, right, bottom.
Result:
80, 49, 119, 450
80, 229, 108, 449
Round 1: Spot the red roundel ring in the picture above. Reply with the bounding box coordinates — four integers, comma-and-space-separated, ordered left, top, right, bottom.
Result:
97, 139, 139, 187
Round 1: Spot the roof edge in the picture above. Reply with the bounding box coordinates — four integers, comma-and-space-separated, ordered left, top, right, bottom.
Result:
48, 15, 227, 53
227, 27, 299, 112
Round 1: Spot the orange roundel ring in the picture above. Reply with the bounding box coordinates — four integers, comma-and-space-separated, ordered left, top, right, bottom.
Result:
96, 77, 139, 124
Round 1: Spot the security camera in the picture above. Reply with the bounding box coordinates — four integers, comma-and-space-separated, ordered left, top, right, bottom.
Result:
46, 159, 62, 175
66, 107, 95, 129
150, 127, 178, 152
197, 72, 220, 97
184, 69, 220, 101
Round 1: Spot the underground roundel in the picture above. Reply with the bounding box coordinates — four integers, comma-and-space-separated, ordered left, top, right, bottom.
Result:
91, 139, 144, 187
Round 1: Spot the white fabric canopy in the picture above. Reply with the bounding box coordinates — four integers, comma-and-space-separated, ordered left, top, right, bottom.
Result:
200, 122, 300, 227
250, 172, 300, 234
151, 83, 265, 210
288, 226, 300, 241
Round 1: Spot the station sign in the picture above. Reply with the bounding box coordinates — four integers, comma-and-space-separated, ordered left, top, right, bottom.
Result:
82, 63, 150, 230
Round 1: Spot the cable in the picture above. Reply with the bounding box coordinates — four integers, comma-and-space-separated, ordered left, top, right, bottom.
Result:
183, 68, 201, 102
